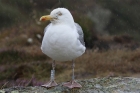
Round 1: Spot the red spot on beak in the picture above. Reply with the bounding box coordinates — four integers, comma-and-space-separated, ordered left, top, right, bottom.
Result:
41, 18, 46, 21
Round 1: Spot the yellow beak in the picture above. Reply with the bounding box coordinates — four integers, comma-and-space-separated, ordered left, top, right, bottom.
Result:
40, 15, 53, 21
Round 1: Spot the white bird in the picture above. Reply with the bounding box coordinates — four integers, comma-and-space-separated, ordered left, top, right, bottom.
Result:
40, 8, 86, 88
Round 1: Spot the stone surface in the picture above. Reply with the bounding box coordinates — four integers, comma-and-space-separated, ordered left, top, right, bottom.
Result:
1, 77, 140, 93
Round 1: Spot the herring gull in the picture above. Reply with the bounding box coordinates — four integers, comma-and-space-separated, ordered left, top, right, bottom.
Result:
40, 8, 86, 88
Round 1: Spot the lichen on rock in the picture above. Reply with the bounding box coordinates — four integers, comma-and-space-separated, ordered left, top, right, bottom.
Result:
1, 77, 140, 93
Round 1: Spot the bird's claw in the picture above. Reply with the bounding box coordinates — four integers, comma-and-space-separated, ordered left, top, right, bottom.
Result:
63, 80, 82, 89
42, 80, 58, 88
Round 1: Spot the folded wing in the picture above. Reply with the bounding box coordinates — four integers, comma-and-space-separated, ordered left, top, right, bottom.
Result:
75, 23, 85, 46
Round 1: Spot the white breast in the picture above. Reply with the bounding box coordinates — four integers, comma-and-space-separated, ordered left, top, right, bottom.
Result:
41, 24, 85, 61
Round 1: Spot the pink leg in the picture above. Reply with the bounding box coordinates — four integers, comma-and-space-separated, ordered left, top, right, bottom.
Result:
63, 60, 82, 88
42, 60, 58, 88
63, 80, 82, 89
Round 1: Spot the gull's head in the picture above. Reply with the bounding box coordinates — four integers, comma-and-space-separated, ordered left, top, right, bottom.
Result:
40, 8, 74, 25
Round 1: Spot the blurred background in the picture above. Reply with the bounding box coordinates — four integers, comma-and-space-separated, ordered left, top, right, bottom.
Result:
0, 0, 140, 88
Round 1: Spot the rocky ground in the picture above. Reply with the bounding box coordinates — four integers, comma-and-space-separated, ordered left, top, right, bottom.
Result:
1, 77, 140, 93
0, 0, 140, 91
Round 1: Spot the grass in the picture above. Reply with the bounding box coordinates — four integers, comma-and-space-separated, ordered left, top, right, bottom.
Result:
83, 49, 140, 77
0, 0, 140, 88
0, 21, 140, 88
1, 48, 140, 88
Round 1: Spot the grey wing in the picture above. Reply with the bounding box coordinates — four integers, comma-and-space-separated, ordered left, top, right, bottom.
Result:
44, 23, 51, 34
75, 23, 85, 46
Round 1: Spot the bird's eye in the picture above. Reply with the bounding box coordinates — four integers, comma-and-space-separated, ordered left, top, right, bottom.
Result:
57, 12, 62, 16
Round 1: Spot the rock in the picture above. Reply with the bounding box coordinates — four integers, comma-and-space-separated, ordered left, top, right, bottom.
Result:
87, 5, 111, 34
1, 77, 140, 93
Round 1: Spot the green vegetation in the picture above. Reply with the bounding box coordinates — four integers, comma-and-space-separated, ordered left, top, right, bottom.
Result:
0, 2, 20, 28
0, 49, 47, 64
1, 0, 32, 13
74, 14, 95, 48
97, 0, 140, 34
0, 0, 140, 88
0, 0, 33, 29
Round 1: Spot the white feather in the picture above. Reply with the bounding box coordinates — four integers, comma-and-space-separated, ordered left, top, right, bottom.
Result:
41, 8, 86, 61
